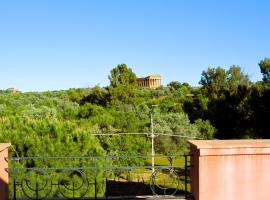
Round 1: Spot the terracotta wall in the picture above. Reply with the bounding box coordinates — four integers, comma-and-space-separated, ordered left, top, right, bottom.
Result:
189, 140, 270, 200
0, 144, 10, 200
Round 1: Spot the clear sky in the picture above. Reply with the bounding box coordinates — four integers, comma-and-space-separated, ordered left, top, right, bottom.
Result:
0, 0, 269, 92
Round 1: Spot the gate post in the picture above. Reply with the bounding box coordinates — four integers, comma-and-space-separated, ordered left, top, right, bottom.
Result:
0, 143, 11, 200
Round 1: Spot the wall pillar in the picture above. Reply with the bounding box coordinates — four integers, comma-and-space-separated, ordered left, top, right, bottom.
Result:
0, 144, 11, 200
189, 140, 270, 200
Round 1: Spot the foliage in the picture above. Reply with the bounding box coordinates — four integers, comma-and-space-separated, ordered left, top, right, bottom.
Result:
80, 86, 109, 106
108, 64, 137, 87
227, 65, 251, 89
1, 61, 270, 190
3, 61, 270, 197
249, 85, 270, 138
167, 81, 182, 91
199, 67, 227, 90
199, 66, 250, 99
259, 58, 270, 83
189, 63, 270, 139
107, 64, 138, 104
194, 119, 216, 139
143, 112, 199, 164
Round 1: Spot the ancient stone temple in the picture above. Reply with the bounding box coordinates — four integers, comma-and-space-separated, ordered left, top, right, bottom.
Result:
136, 74, 162, 89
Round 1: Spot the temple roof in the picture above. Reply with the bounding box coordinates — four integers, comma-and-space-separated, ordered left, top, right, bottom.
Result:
137, 74, 161, 79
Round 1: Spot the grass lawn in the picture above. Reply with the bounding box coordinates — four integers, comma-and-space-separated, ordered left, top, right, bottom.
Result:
107, 155, 191, 192
145, 155, 190, 167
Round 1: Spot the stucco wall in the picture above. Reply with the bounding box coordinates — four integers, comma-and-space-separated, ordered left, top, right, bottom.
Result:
0, 144, 10, 200
189, 140, 270, 200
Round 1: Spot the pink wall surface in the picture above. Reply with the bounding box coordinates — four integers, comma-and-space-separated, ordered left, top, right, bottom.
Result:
0, 144, 11, 200
189, 140, 270, 200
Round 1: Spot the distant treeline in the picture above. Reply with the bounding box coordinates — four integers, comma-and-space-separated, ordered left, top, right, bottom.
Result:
0, 58, 270, 160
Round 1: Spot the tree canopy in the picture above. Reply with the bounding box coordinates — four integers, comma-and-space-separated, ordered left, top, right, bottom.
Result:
108, 64, 137, 87
0, 60, 269, 165
2, 60, 270, 198
259, 58, 270, 83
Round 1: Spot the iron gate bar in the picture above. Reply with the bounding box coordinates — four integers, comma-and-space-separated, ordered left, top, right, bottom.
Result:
9, 154, 190, 161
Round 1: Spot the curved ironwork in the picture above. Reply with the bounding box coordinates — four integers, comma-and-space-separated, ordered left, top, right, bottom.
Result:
21, 169, 52, 200
10, 154, 191, 199
19, 168, 91, 200
58, 169, 90, 199
150, 167, 180, 196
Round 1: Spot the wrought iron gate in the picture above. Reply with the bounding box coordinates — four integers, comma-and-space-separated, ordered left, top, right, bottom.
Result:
9, 155, 192, 199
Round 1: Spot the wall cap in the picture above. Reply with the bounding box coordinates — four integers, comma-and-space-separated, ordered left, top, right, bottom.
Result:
188, 139, 270, 149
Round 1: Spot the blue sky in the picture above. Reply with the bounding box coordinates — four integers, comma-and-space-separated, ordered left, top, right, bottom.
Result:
0, 0, 269, 91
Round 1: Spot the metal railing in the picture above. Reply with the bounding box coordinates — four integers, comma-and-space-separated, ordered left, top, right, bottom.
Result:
8, 154, 192, 199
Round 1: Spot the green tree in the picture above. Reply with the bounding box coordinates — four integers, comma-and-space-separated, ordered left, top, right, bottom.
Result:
108, 64, 138, 104
199, 66, 250, 99
144, 112, 199, 165
259, 58, 270, 83
205, 85, 252, 139
80, 86, 109, 106
249, 85, 270, 138
199, 67, 227, 100
199, 67, 227, 88
194, 119, 216, 139
108, 64, 137, 87
227, 65, 250, 89
167, 81, 181, 91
